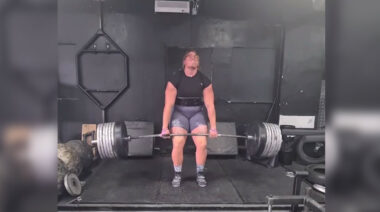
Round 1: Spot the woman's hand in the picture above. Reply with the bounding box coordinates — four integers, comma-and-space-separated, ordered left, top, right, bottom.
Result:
160, 128, 171, 139
209, 128, 218, 138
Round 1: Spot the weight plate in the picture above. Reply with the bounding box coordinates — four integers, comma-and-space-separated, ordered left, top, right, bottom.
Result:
268, 123, 276, 156
64, 173, 82, 196
114, 122, 129, 159
108, 122, 115, 158
271, 123, 281, 157
99, 123, 106, 159
268, 123, 277, 157
96, 124, 101, 159
275, 124, 283, 156
98, 123, 105, 159
110, 122, 117, 158
102, 123, 109, 159
104, 123, 111, 158
106, 123, 113, 159
262, 123, 270, 157
255, 123, 267, 158
262, 123, 269, 157
265, 123, 274, 157
245, 123, 258, 157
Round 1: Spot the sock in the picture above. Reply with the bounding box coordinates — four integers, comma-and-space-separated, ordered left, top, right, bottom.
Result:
174, 165, 182, 173
196, 165, 204, 173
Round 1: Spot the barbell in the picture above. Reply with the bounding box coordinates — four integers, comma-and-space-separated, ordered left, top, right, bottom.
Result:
91, 122, 286, 160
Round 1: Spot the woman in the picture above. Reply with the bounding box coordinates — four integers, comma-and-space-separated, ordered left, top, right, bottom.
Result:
161, 51, 217, 188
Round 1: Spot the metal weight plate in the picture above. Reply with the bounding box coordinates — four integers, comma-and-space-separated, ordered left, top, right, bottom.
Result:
109, 122, 116, 158
96, 124, 102, 159
109, 122, 117, 159
263, 123, 271, 157
272, 123, 281, 156
107, 123, 115, 159
272, 124, 280, 155
246, 123, 282, 160
97, 123, 105, 159
267, 123, 282, 157
103, 123, 111, 159
275, 124, 283, 156
245, 123, 259, 157
114, 122, 129, 159
265, 123, 274, 157
111, 122, 118, 158
103, 123, 110, 159
254, 123, 267, 158
112, 122, 121, 159
268, 123, 278, 156
100, 123, 107, 159
246, 123, 265, 158
106, 123, 114, 159
64, 173, 82, 196
262, 123, 272, 157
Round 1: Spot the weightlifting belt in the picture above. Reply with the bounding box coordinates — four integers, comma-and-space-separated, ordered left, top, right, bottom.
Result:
175, 97, 203, 106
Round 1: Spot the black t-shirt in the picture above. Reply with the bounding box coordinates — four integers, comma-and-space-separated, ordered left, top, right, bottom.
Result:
168, 71, 211, 98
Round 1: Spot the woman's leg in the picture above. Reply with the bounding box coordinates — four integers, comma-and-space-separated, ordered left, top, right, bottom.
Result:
191, 125, 208, 167
191, 122, 208, 187
170, 109, 189, 169
171, 126, 187, 167
170, 109, 189, 187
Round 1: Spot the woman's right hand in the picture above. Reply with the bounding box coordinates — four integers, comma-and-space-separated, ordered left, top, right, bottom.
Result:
160, 128, 171, 139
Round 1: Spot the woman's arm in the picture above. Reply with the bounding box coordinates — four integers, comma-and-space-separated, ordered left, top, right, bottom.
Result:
203, 85, 216, 130
162, 82, 177, 130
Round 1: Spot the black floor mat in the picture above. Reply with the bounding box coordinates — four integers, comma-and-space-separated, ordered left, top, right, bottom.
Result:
80, 158, 163, 203
156, 156, 243, 204
79, 154, 292, 204
217, 159, 293, 203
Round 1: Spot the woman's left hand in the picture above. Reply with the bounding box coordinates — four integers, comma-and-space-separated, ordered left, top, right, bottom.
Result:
209, 128, 218, 138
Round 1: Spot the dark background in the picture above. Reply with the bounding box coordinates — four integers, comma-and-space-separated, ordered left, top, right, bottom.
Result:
58, 0, 325, 142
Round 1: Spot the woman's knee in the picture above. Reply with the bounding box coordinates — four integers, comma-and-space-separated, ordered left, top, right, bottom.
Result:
172, 141, 185, 150
194, 140, 207, 150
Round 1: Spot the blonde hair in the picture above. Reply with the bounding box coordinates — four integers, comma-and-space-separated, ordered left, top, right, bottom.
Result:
182, 50, 200, 68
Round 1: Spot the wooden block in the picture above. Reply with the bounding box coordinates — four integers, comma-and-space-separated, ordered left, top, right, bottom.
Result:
81, 124, 96, 144
81, 124, 97, 159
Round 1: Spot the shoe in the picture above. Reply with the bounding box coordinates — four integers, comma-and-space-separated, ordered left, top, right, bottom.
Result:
172, 172, 181, 187
196, 172, 207, 187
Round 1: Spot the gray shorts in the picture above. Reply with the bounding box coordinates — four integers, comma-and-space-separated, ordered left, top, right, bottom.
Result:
170, 105, 207, 131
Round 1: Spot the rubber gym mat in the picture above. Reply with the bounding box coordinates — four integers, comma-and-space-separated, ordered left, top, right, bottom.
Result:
79, 154, 292, 204
216, 159, 293, 203
80, 158, 162, 203
156, 156, 243, 203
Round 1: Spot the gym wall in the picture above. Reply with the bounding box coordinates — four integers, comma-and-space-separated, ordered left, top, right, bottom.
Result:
58, 0, 324, 141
